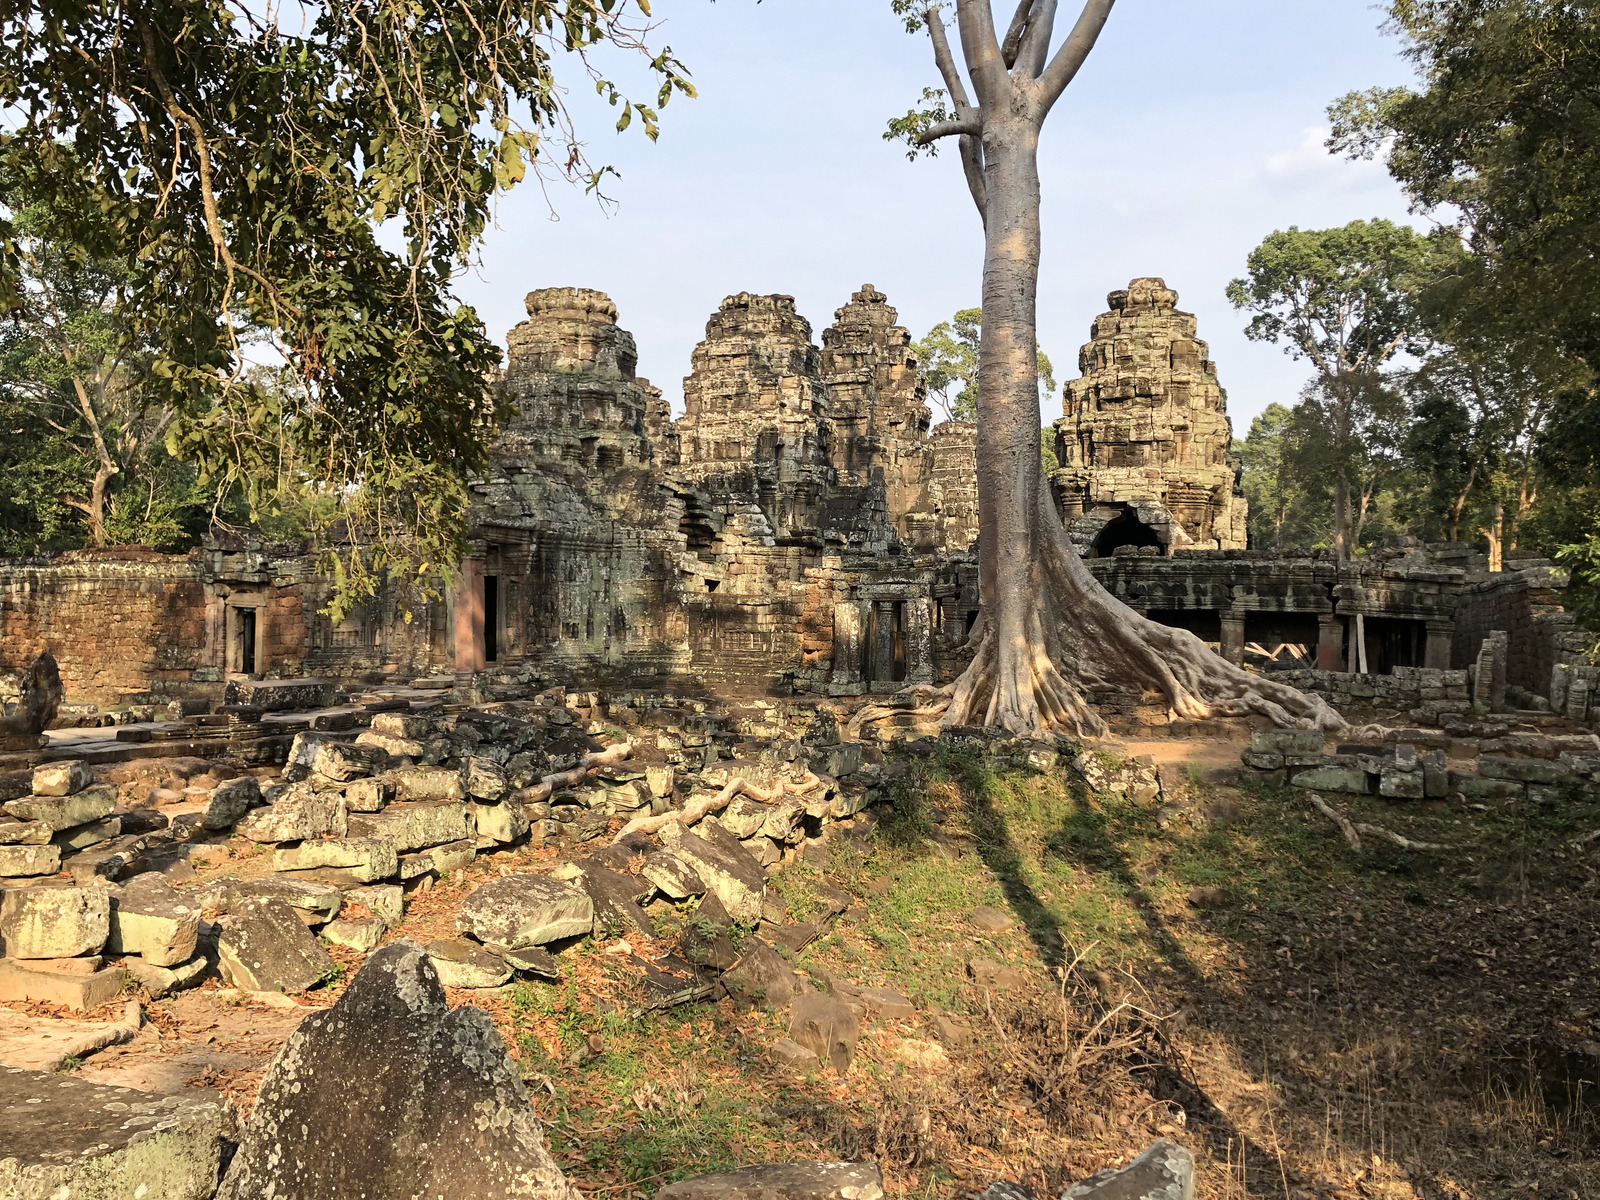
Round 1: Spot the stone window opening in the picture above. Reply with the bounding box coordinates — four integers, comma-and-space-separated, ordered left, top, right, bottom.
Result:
1091, 509, 1164, 558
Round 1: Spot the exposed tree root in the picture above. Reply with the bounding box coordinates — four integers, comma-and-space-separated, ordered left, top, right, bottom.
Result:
1306, 791, 1455, 853
517, 740, 634, 805
858, 483, 1345, 739
611, 768, 822, 844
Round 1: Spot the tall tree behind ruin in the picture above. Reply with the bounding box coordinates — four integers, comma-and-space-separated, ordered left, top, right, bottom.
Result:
0, 0, 693, 615
885, 0, 1339, 736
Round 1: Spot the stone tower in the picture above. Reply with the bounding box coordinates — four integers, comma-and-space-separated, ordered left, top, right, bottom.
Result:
1050, 277, 1247, 555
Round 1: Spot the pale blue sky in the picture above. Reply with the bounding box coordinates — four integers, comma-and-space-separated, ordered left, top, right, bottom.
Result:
455, 1, 1421, 431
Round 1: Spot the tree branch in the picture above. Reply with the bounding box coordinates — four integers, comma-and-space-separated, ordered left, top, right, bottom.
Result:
953, 0, 1006, 108
916, 115, 983, 144
1033, 0, 1115, 114
1018, 0, 1059, 79
926, 3, 975, 109
1000, 0, 1035, 69
959, 133, 988, 225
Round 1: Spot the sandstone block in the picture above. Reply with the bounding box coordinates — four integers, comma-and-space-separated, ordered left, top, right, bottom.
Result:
370, 712, 435, 739
31, 759, 93, 796
355, 730, 427, 758
0, 885, 110, 957
235, 785, 347, 843
427, 936, 513, 988
216, 896, 337, 993
1063, 1138, 1195, 1200
457, 874, 594, 948
215, 940, 582, 1200
786, 992, 860, 1074
723, 938, 800, 1011
463, 757, 509, 801
0, 1068, 223, 1200
4, 784, 117, 832
343, 775, 395, 813
52, 815, 121, 851
666, 823, 765, 924
122, 953, 210, 999
469, 797, 530, 844
274, 837, 399, 883
0, 959, 125, 1010
203, 775, 262, 829
0, 818, 50, 845
640, 850, 704, 900
348, 883, 405, 928
391, 767, 466, 803
579, 865, 654, 939
348, 800, 469, 852
657, 1163, 883, 1200
312, 740, 387, 782
322, 916, 386, 953
107, 874, 201, 966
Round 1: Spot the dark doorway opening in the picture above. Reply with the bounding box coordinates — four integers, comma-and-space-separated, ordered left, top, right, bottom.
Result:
484, 575, 499, 664
238, 608, 257, 675
1146, 608, 1221, 642
1354, 616, 1425, 675
1091, 509, 1163, 557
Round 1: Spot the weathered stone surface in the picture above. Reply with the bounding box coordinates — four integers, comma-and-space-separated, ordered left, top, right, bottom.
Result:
0, 1068, 223, 1200
458, 874, 595, 948
786, 991, 860, 1074
471, 797, 531, 844
313, 739, 388, 782
723, 938, 801, 1011
640, 850, 704, 899
4, 784, 117, 832
0, 886, 110, 958
1054, 279, 1247, 556
499, 944, 563, 980
579, 865, 654, 938
656, 1163, 883, 1200
0, 959, 125, 1010
400, 839, 477, 879
719, 795, 776, 839
236, 784, 347, 843
859, 986, 915, 1020
1063, 1138, 1195, 1200
679, 892, 740, 971
0, 820, 50, 846
967, 905, 1015, 933
215, 940, 582, 1200
348, 883, 405, 928
464, 757, 510, 801
967, 957, 1026, 990
208, 875, 344, 923
107, 873, 201, 966
215, 896, 337, 993
203, 775, 262, 829
122, 952, 210, 999
349, 801, 471, 852
322, 916, 387, 953
50, 815, 120, 851
428, 936, 514, 988
666, 823, 765, 924
274, 837, 399, 883
0, 652, 62, 752
344, 775, 395, 813
392, 766, 466, 803
31, 759, 93, 797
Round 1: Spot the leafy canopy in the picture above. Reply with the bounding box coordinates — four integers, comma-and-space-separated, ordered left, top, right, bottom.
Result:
0, 0, 693, 614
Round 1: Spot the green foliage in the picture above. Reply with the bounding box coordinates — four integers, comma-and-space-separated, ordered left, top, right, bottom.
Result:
1234, 403, 1330, 550
0, 0, 693, 613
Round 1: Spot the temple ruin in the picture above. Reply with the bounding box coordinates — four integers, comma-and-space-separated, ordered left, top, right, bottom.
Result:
0, 279, 1589, 727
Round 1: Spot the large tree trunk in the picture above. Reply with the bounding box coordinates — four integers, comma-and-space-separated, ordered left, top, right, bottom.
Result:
1333, 465, 1352, 562
940, 121, 1341, 739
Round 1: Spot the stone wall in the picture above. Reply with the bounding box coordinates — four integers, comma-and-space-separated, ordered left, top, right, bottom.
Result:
0, 551, 211, 703
1451, 558, 1573, 692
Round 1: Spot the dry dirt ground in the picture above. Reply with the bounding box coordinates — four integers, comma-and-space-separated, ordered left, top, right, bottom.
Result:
9, 735, 1597, 1200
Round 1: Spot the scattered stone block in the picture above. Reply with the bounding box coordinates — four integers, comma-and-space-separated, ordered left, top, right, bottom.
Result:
1063, 1138, 1195, 1200
236, 785, 347, 843
966, 957, 1026, 990
0, 1067, 223, 1199
349, 883, 405, 928
640, 850, 704, 900
427, 936, 513, 988
203, 776, 262, 829
122, 953, 210, 999
0, 959, 125, 1010
207, 876, 344, 924
1289, 765, 1371, 794
274, 837, 399, 883
0, 818, 50, 845
457, 874, 594, 948
931, 1010, 971, 1048
498, 945, 562, 980
0, 885, 110, 958
786, 991, 860, 1074
31, 759, 93, 796
107, 874, 201, 966
51, 815, 121, 851
4, 783, 118, 831
723, 938, 801, 1011
470, 797, 530, 844
679, 892, 740, 971
215, 940, 581, 1200
770, 1037, 817, 1071
343, 776, 394, 813
390, 766, 466, 803
349, 800, 471, 852
215, 896, 337, 993
580, 865, 655, 938
463, 757, 509, 801
667, 823, 766, 924
859, 986, 915, 1020
313, 740, 388, 782
657, 1163, 883, 1200
322, 916, 387, 954
967, 905, 1014, 933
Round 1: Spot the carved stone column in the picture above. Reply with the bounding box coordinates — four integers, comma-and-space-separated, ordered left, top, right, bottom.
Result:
1424, 619, 1454, 670
1316, 614, 1345, 673
905, 596, 934, 684
832, 600, 863, 686
874, 600, 897, 684
1219, 611, 1246, 666
453, 555, 486, 677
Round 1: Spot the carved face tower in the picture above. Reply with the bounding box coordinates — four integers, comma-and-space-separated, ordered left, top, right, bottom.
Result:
1050, 277, 1248, 556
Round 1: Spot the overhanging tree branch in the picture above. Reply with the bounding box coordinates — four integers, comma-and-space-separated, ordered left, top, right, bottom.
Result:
1000, 0, 1035, 69
915, 115, 982, 143
953, 0, 1006, 107
1017, 0, 1058, 79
